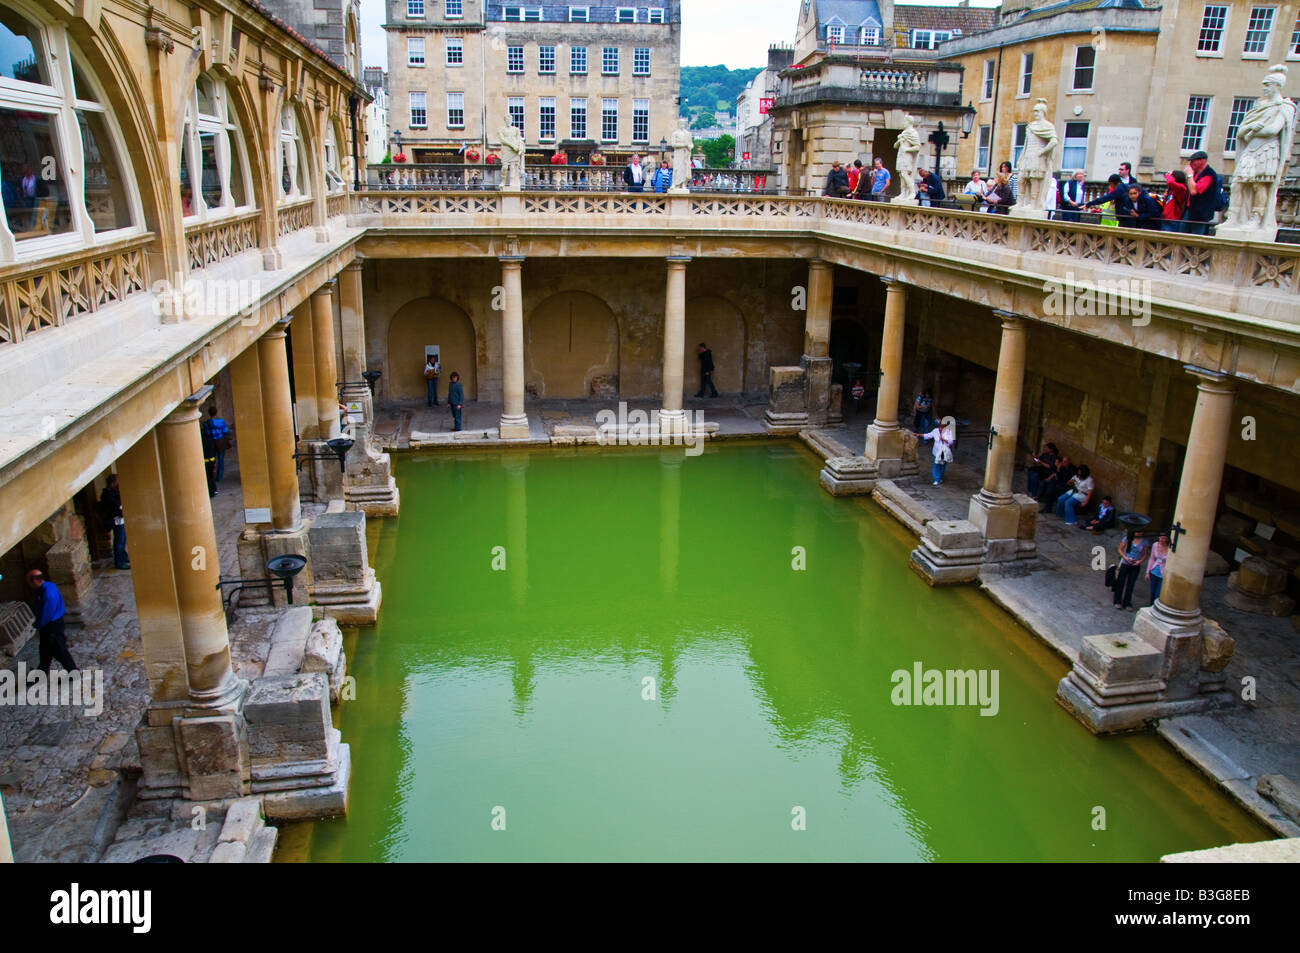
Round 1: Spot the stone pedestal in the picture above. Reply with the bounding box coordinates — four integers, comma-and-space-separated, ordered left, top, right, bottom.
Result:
910, 519, 985, 585
803, 355, 833, 427
341, 389, 400, 518
819, 456, 878, 496
235, 527, 310, 609
1225, 557, 1295, 616
864, 424, 907, 477
764, 365, 808, 434
968, 490, 1036, 564
44, 536, 94, 626
307, 510, 381, 626
298, 437, 345, 504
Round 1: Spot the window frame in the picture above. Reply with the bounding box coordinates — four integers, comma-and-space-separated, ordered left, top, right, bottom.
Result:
1017, 52, 1033, 97
569, 6, 589, 22
981, 59, 995, 100
976, 124, 991, 172
1242, 6, 1276, 58
570, 97, 587, 139
1224, 96, 1255, 153
648, 8, 664, 23
539, 45, 556, 74
445, 36, 463, 67
602, 46, 619, 75
1012, 122, 1027, 166
409, 90, 427, 129
632, 98, 649, 143
633, 47, 650, 75
1180, 94, 1212, 154
508, 96, 525, 136
447, 91, 465, 130
601, 97, 618, 143
444, 0, 463, 17
617, 7, 636, 22
860, 26, 880, 45
1290, 12, 1300, 58
406, 0, 424, 19
507, 45, 525, 74
1197, 4, 1229, 56
571, 45, 588, 74
827, 24, 844, 44
1061, 121, 1089, 171
407, 35, 425, 67
1071, 45, 1096, 92
539, 97, 556, 142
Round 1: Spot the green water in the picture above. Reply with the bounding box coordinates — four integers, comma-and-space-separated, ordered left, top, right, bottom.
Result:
292, 442, 1269, 862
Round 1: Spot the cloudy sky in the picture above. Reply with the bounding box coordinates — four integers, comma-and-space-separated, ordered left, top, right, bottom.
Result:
358, 0, 1000, 72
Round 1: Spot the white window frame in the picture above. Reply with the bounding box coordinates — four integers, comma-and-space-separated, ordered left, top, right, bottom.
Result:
1291, 12, 1300, 58
976, 125, 991, 172
603, 46, 619, 75
445, 0, 462, 17
407, 0, 424, 19
539, 45, 556, 74
408, 90, 427, 129
827, 24, 844, 44
571, 46, 588, 74
632, 99, 649, 143
1061, 121, 1089, 171
407, 36, 425, 67
601, 98, 618, 142
1242, 6, 1276, 58
1180, 95, 1212, 154
860, 26, 880, 45
1017, 52, 1033, 97
446, 37, 463, 67
181, 76, 252, 224
277, 102, 310, 202
569, 6, 589, 22
539, 97, 556, 142
633, 47, 650, 75
617, 7, 636, 22
507, 45, 524, 74
323, 123, 345, 193
1012, 123, 1027, 166
447, 91, 465, 129
910, 29, 952, 50
1071, 45, 1096, 92
570, 97, 587, 139
1224, 96, 1255, 153
648, 8, 664, 23
1197, 4, 1229, 56
508, 96, 525, 136
981, 59, 995, 100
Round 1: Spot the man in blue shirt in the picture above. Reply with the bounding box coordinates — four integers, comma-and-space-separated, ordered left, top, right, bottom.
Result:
446, 371, 465, 432
26, 569, 77, 673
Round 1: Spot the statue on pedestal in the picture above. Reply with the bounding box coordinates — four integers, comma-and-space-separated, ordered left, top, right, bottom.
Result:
497, 122, 526, 192
1218, 64, 1297, 240
670, 118, 694, 193
891, 115, 921, 205
1012, 99, 1059, 216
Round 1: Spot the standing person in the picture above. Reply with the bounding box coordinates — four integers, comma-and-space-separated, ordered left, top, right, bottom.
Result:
1113, 531, 1149, 610
99, 473, 129, 570
1053, 463, 1095, 524
1146, 532, 1171, 605
623, 154, 645, 192
823, 160, 850, 197
695, 343, 719, 398
1127, 185, 1165, 229
1116, 162, 1138, 191
963, 170, 987, 210
986, 170, 1015, 213
447, 371, 465, 432
1058, 170, 1087, 222
998, 161, 1018, 203
652, 160, 672, 194
916, 168, 945, 205
1183, 150, 1222, 235
850, 378, 866, 414
1085, 174, 1134, 221
199, 410, 218, 497
846, 159, 861, 196
1160, 170, 1189, 231
425, 354, 440, 407
1026, 442, 1058, 498
919, 415, 956, 486
206, 405, 230, 483
26, 569, 77, 673
912, 390, 934, 432
869, 156, 891, 201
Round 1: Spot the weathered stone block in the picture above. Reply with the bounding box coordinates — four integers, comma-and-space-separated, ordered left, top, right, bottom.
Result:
1234, 557, 1288, 596
264, 606, 314, 677
243, 673, 332, 766
178, 715, 246, 802
218, 797, 264, 845
1257, 775, 1300, 824
1079, 634, 1166, 684
308, 511, 369, 586
924, 520, 983, 552
302, 618, 346, 702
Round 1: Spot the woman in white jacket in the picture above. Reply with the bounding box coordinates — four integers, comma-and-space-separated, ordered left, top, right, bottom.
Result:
919, 415, 957, 486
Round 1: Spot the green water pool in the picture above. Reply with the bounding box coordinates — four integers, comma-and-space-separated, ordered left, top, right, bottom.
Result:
285, 442, 1270, 862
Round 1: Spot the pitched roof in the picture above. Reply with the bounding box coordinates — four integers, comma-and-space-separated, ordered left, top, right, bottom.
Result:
818, 0, 885, 28
892, 4, 1000, 35
1014, 0, 1147, 23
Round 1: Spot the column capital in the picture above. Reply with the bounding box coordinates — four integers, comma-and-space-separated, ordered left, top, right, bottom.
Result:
165, 402, 203, 426
880, 275, 903, 289
499, 255, 526, 265
264, 323, 289, 342
343, 260, 363, 273
312, 279, 338, 297
665, 255, 691, 264
992, 309, 1027, 329
1184, 365, 1236, 394
808, 258, 832, 272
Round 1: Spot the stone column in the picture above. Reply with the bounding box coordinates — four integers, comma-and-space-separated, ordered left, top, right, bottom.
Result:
155, 402, 240, 705
660, 256, 690, 434
229, 345, 271, 527
803, 259, 834, 426
968, 311, 1033, 562
259, 323, 303, 534
660, 451, 682, 596
289, 304, 319, 441
499, 256, 530, 439
864, 277, 907, 475
503, 454, 528, 603
311, 281, 340, 440
337, 261, 370, 427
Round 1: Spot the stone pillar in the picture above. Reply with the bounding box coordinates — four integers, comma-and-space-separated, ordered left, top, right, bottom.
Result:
661, 256, 690, 434
499, 256, 530, 439
311, 281, 340, 440
1058, 367, 1238, 733
229, 345, 271, 528
289, 304, 319, 441
660, 451, 682, 596
259, 324, 302, 534
863, 277, 908, 475
155, 402, 240, 706
803, 259, 833, 427
337, 261, 371, 428
503, 454, 528, 604
967, 311, 1034, 563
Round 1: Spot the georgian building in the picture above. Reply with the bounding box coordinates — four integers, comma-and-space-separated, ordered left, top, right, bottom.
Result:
384, 0, 681, 165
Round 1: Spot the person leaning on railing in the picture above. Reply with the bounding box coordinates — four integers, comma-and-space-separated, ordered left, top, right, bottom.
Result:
986, 171, 1015, 213
1159, 170, 1189, 232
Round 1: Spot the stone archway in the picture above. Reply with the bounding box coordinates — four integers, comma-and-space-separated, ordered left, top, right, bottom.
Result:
684, 295, 746, 396
525, 290, 619, 398
386, 296, 477, 401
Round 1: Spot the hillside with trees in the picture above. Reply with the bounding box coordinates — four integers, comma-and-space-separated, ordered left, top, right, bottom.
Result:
679, 65, 761, 120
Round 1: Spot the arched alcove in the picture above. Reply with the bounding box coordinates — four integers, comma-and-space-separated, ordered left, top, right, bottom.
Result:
525, 290, 619, 398
684, 295, 746, 396
386, 296, 477, 401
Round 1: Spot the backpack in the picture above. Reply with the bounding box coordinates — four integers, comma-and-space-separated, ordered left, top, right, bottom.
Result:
1214, 184, 1229, 212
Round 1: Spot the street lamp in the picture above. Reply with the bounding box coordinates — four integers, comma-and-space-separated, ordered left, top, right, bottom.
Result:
960, 102, 977, 138
928, 121, 950, 176
660, 136, 668, 157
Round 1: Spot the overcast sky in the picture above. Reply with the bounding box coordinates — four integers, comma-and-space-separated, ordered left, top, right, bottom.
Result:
358, 0, 1000, 72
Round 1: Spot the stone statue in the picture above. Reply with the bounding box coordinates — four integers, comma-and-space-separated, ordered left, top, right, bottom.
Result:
1012, 99, 1059, 216
669, 118, 694, 193
497, 122, 526, 192
891, 115, 921, 205
1219, 64, 1297, 240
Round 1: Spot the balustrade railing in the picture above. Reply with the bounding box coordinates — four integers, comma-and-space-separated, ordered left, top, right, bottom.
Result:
366, 163, 779, 194
184, 209, 260, 270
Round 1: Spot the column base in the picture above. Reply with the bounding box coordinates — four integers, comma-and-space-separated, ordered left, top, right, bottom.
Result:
657, 409, 687, 436
307, 510, 383, 627
763, 411, 808, 435
1211, 222, 1273, 243
261, 247, 284, 271
909, 520, 985, 586
967, 490, 1037, 564
343, 439, 400, 518
498, 413, 532, 440
765, 365, 808, 434
864, 424, 909, 478
819, 456, 879, 496
802, 355, 833, 427
890, 195, 919, 206
299, 438, 345, 504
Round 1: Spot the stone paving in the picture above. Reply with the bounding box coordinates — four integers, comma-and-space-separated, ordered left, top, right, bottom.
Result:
0, 450, 309, 861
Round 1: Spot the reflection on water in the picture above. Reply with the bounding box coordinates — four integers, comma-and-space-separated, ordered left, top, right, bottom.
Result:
286, 444, 1270, 862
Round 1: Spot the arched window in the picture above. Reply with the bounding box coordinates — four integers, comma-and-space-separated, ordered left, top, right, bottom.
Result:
179, 72, 253, 221
279, 104, 308, 201
344, 13, 358, 78
0, 1, 140, 259
324, 122, 346, 192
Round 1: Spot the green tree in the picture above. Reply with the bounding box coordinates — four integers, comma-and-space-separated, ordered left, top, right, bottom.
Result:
692, 111, 717, 131
699, 135, 736, 168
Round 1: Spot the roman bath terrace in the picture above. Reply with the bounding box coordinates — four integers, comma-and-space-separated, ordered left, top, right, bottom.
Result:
3, 3, 1300, 868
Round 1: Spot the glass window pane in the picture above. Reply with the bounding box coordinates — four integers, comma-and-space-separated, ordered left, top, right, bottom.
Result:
281, 143, 292, 196
0, 7, 49, 85
199, 130, 221, 208
77, 109, 131, 230
196, 75, 217, 116
0, 108, 72, 238
71, 58, 97, 102
228, 139, 248, 207
180, 121, 196, 215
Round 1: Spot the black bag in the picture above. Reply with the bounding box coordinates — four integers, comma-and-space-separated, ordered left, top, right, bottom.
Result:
1104, 564, 1118, 589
